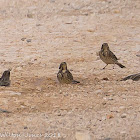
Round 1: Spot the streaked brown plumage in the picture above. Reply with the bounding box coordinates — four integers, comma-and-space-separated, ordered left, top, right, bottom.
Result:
99, 43, 125, 69
57, 62, 80, 84
0, 69, 11, 86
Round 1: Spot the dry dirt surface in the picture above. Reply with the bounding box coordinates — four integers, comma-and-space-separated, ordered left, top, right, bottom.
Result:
0, 0, 140, 140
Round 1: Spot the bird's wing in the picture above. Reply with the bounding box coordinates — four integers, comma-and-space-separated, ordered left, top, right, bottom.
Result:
66, 70, 73, 80
57, 71, 63, 80
109, 50, 118, 60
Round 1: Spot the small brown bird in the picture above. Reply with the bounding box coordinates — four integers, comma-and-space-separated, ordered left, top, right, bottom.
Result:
0, 69, 11, 86
99, 43, 125, 69
57, 62, 80, 84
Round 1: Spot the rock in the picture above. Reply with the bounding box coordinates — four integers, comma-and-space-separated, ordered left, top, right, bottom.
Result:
119, 106, 125, 109
95, 89, 102, 94
102, 116, 106, 121
16, 66, 22, 71
121, 113, 127, 118
27, 13, 33, 18
104, 138, 112, 140
21, 37, 26, 41
36, 87, 42, 91
102, 102, 106, 105
26, 39, 32, 43
136, 50, 140, 57
75, 131, 91, 140
49, 0, 56, 2
24, 126, 28, 129
107, 114, 114, 119
9, 91, 22, 96
108, 97, 113, 100
36, 24, 41, 26
103, 97, 107, 100
0, 91, 21, 96
102, 77, 109, 81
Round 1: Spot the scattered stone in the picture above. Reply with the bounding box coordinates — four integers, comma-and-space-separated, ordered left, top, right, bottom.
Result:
108, 97, 113, 100
65, 22, 72, 24
24, 126, 28, 129
102, 116, 106, 121
10, 91, 22, 96
57, 113, 61, 116
36, 24, 42, 26
102, 77, 109, 81
95, 89, 102, 94
104, 138, 112, 140
87, 29, 94, 32
26, 39, 32, 43
107, 114, 114, 119
64, 92, 69, 96
49, 0, 56, 2
27, 13, 33, 18
21, 37, 26, 41
102, 102, 106, 105
103, 97, 107, 100
36, 87, 42, 91
119, 106, 125, 109
136, 54, 140, 57
121, 113, 127, 118
75, 131, 91, 140
0, 91, 21, 96
16, 66, 22, 71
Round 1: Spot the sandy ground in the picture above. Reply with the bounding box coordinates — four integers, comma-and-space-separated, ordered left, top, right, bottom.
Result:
0, 0, 140, 139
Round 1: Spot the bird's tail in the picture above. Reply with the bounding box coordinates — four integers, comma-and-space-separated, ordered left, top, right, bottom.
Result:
116, 63, 125, 68
0, 108, 10, 113
121, 73, 140, 81
72, 80, 80, 84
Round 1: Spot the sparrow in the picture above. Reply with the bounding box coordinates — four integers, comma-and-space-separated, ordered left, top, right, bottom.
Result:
0, 69, 11, 86
121, 73, 140, 81
99, 43, 125, 69
57, 62, 80, 84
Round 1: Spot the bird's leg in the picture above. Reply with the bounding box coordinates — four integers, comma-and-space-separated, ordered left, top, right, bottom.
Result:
103, 64, 108, 69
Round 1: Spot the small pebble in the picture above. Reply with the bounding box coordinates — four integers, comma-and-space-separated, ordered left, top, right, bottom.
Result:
95, 89, 102, 94
27, 13, 33, 18
107, 114, 114, 119
26, 39, 32, 43
121, 113, 127, 118
24, 126, 28, 129
21, 38, 26, 41
104, 138, 112, 140
102, 77, 109, 81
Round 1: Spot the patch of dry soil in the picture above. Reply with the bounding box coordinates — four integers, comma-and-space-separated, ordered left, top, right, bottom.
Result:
0, 0, 140, 139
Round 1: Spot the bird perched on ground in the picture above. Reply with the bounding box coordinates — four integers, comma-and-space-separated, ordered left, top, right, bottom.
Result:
57, 62, 80, 84
121, 73, 140, 81
99, 43, 125, 69
0, 69, 11, 86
